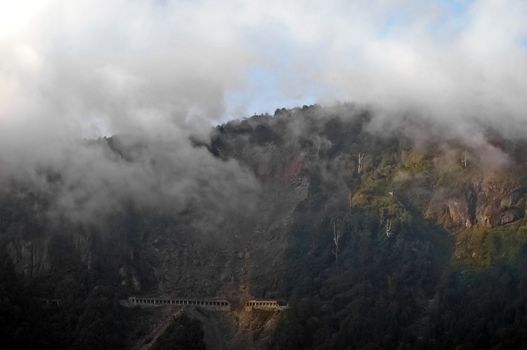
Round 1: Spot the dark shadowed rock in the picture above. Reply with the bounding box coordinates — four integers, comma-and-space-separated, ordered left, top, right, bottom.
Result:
494, 207, 524, 226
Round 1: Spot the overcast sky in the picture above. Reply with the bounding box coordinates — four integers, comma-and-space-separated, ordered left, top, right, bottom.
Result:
1, 0, 526, 139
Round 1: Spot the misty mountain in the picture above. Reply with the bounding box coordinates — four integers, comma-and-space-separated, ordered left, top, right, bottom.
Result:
2, 104, 527, 349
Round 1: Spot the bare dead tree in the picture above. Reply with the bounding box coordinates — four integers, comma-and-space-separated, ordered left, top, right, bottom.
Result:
358, 152, 365, 174
462, 151, 468, 168
313, 137, 321, 159
332, 220, 343, 267
385, 219, 393, 237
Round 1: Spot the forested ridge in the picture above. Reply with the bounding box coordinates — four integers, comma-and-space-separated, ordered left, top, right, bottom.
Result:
2, 105, 527, 349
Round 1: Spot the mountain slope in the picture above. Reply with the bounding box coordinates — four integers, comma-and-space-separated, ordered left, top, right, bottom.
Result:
2, 104, 527, 349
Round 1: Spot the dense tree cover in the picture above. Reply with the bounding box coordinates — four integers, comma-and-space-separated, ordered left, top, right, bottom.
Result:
70, 286, 129, 350
0, 195, 136, 349
271, 224, 527, 348
0, 247, 135, 350
0, 251, 50, 349
258, 107, 527, 349
424, 264, 527, 349
3, 106, 527, 349
270, 195, 449, 349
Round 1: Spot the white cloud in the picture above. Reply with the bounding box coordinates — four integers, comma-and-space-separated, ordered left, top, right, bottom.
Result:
0, 0, 526, 221
1, 0, 526, 134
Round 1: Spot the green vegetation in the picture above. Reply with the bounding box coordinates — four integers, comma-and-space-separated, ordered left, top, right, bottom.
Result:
400, 150, 433, 175
3, 106, 527, 349
453, 219, 527, 269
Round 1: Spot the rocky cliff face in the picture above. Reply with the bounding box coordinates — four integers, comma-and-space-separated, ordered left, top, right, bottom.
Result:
3, 105, 527, 349
427, 178, 525, 229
